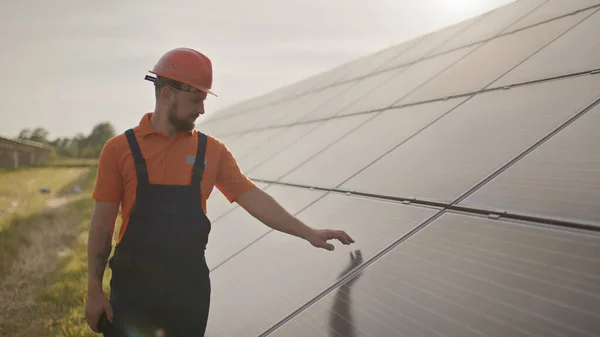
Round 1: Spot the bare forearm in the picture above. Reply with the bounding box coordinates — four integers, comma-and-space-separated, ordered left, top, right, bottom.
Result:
87, 223, 112, 293
237, 188, 313, 240
236, 186, 354, 251
86, 202, 118, 294
260, 203, 312, 239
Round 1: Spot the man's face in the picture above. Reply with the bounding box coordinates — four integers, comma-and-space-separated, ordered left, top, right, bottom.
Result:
166, 88, 207, 132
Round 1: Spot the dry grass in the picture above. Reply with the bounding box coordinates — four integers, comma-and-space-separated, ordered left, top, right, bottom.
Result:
0, 167, 77, 225
0, 167, 90, 276
47, 157, 99, 168
0, 166, 112, 336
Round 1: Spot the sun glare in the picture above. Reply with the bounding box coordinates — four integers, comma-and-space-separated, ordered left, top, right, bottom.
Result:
438, 0, 516, 17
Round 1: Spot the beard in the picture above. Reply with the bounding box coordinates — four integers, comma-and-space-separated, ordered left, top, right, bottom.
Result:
167, 101, 197, 132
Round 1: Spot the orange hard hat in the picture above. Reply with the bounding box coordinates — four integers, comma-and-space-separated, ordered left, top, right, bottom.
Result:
145, 47, 217, 96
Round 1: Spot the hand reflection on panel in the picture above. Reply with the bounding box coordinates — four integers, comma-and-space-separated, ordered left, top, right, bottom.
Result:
329, 250, 364, 337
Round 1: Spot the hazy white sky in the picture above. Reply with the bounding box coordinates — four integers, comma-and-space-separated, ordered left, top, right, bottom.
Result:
0, 0, 515, 139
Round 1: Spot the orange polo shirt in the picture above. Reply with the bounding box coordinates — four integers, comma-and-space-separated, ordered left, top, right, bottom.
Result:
92, 112, 256, 242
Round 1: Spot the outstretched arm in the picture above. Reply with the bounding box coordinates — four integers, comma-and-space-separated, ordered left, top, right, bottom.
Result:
236, 186, 354, 250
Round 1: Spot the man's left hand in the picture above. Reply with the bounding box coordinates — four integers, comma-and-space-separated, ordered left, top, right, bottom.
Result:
306, 228, 355, 251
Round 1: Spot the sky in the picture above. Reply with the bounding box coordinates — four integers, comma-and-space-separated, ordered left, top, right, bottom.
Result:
0, 0, 516, 139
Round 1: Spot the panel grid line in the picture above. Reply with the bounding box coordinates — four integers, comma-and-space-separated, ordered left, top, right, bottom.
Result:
208, 190, 331, 274
208, 70, 600, 137
200, 3, 600, 336
201, 3, 600, 125
257, 208, 448, 337
258, 208, 600, 337
415, 4, 600, 107
498, 2, 600, 35
245, 113, 383, 179
254, 94, 600, 334
451, 96, 600, 206
249, 179, 600, 233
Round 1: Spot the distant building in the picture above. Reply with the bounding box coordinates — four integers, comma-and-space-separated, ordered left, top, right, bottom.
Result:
0, 135, 53, 169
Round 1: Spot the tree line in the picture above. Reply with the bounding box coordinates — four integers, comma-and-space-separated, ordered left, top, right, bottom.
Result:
17, 122, 116, 159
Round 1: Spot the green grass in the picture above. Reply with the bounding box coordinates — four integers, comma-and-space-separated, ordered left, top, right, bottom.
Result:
0, 165, 116, 336
46, 157, 99, 168
0, 166, 91, 274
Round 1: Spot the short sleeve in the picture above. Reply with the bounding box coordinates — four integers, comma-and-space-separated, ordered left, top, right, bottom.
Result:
92, 140, 123, 204
215, 143, 256, 203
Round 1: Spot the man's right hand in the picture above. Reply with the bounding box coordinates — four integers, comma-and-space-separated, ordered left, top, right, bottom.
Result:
85, 290, 113, 332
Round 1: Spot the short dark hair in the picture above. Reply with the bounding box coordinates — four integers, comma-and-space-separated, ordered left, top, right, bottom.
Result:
154, 77, 166, 99
152, 75, 204, 100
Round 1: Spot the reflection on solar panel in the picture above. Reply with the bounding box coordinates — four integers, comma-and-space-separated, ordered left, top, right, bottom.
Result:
199, 0, 600, 336
267, 213, 600, 337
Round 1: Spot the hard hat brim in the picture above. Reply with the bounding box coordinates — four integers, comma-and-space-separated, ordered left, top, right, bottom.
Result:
146, 71, 218, 97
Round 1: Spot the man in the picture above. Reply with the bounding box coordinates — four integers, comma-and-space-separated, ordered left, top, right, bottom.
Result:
85, 47, 354, 337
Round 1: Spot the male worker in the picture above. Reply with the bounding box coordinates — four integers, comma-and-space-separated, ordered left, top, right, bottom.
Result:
85, 47, 355, 336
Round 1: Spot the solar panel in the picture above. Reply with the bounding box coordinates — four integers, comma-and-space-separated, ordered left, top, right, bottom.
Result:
297, 69, 402, 122
380, 16, 483, 71
225, 129, 284, 159
300, 64, 361, 94
206, 182, 271, 223
264, 212, 600, 337
459, 100, 600, 227
339, 45, 477, 116
505, 0, 600, 32
236, 123, 322, 172
400, 10, 589, 104
235, 94, 310, 130
279, 97, 469, 189
205, 184, 325, 270
430, 0, 548, 55
198, 0, 600, 336
239, 102, 291, 130
216, 104, 289, 134
205, 192, 440, 337
317, 37, 424, 87
200, 112, 254, 135
269, 82, 356, 126
285, 69, 349, 99
249, 114, 373, 181
206, 187, 241, 222
491, 7, 600, 87
341, 73, 600, 203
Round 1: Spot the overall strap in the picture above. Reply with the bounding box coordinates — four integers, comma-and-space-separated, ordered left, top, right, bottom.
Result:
191, 132, 208, 186
124, 129, 149, 185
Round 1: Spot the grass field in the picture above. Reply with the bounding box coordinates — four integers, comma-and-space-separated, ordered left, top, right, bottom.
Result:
0, 165, 113, 336
46, 157, 99, 168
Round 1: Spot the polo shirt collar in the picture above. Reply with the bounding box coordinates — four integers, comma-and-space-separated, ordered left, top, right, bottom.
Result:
137, 112, 196, 138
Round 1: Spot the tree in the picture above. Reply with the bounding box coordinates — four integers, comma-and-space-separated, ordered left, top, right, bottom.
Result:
87, 122, 115, 149
15, 122, 117, 159
17, 127, 49, 143
30, 127, 50, 143
18, 128, 32, 139
77, 123, 115, 158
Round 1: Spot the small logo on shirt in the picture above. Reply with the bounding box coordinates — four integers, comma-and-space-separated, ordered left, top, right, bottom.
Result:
186, 155, 207, 166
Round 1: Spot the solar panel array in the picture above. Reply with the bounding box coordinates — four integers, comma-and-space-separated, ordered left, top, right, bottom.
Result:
199, 1, 600, 336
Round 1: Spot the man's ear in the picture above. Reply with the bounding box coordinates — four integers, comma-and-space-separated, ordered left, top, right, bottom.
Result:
160, 86, 175, 101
